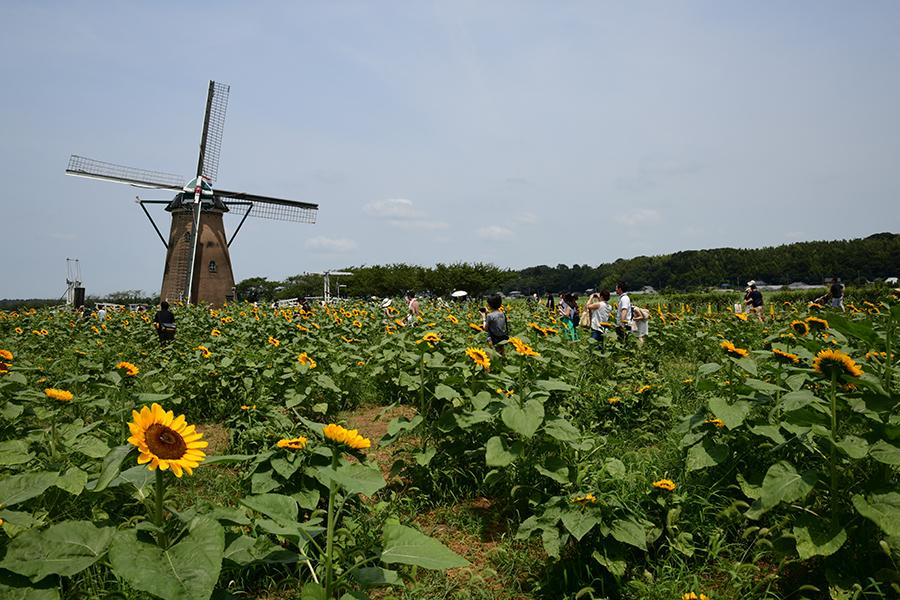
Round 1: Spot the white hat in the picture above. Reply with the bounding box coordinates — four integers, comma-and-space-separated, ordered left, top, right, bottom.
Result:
381, 298, 392, 308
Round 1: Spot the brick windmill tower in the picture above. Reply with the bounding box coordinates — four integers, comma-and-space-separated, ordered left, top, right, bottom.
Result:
66, 81, 317, 307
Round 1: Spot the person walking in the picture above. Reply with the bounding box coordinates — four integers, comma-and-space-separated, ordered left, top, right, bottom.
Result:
559, 292, 579, 341
744, 281, 764, 323
153, 301, 176, 347
481, 293, 509, 356
829, 278, 845, 312
586, 289, 612, 349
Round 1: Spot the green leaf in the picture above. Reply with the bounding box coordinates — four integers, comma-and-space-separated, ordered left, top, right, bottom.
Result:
381, 524, 470, 570
0, 521, 115, 582
0, 569, 60, 600
733, 355, 757, 376
609, 518, 647, 551
604, 458, 626, 478
746, 461, 817, 519
240, 494, 298, 527
535, 379, 575, 392
55, 467, 88, 496
535, 456, 569, 484
109, 516, 225, 600
301, 583, 326, 600
778, 390, 819, 412
870, 440, 900, 465
544, 416, 580, 442
485, 436, 522, 467
135, 392, 175, 404
697, 362, 722, 377
852, 492, 900, 536
223, 534, 303, 567
433, 384, 459, 399
319, 464, 386, 497
501, 399, 544, 438
71, 436, 110, 459
89, 444, 135, 492
592, 540, 626, 577
793, 514, 847, 560
835, 435, 869, 460
560, 504, 599, 540
0, 440, 33, 466
414, 445, 436, 466
352, 566, 403, 587
0, 472, 59, 506
685, 438, 728, 472
387, 415, 423, 436
709, 397, 752, 429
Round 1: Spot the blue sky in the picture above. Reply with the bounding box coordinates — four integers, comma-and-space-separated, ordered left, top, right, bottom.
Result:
2, 1, 898, 299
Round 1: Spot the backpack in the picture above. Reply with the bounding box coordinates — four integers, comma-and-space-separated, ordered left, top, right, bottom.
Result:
579, 308, 591, 328
632, 306, 650, 321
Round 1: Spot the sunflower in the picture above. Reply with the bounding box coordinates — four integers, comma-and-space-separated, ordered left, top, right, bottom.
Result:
268, 336, 280, 346
116, 361, 139, 376
637, 385, 652, 394
806, 316, 829, 330
211, 329, 222, 337
735, 313, 748, 322
465, 347, 491, 370
497, 388, 514, 397
45, 388, 73, 402
705, 417, 725, 428
608, 397, 620, 403
791, 320, 810, 336
277, 437, 308, 450
14, 328, 22, 334
197, 346, 211, 358
127, 403, 207, 477
0, 349, 12, 361
322, 424, 371, 450
652, 479, 675, 491
298, 352, 317, 369
813, 349, 864, 380
469, 323, 483, 332
422, 332, 441, 343
297, 325, 310, 332
721, 341, 749, 358
772, 348, 800, 364
570, 494, 597, 504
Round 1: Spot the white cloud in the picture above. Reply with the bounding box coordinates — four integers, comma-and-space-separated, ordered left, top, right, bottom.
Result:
614, 208, 661, 229
476, 225, 515, 241
363, 198, 425, 220
363, 198, 449, 230
514, 212, 538, 226
305, 236, 358, 252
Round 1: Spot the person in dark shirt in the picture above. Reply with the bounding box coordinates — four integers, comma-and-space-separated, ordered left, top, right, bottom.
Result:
744, 281, 764, 323
829, 278, 845, 312
153, 301, 176, 347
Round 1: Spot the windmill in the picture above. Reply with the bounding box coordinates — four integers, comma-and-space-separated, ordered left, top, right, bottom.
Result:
66, 81, 317, 308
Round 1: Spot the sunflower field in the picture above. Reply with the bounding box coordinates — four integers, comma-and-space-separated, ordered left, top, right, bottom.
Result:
0, 293, 899, 600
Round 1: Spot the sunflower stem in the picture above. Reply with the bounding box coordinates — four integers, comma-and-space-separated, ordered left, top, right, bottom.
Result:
324, 451, 339, 598
50, 414, 58, 463
829, 370, 839, 525
155, 468, 168, 549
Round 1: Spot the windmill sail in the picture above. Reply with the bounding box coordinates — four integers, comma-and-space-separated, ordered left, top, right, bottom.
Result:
197, 81, 230, 183
66, 155, 184, 191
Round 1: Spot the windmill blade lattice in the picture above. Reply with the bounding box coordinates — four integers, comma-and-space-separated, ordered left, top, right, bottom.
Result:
198, 81, 230, 182
66, 155, 184, 191
216, 189, 318, 224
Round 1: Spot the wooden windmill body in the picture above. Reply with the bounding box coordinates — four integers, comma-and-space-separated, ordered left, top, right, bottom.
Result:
66, 81, 317, 308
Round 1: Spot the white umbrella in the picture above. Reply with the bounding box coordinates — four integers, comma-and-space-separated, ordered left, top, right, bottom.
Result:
451, 290, 467, 298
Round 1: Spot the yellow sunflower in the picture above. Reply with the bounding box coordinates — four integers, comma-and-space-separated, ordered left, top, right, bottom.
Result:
806, 316, 829, 330
268, 336, 280, 346
322, 424, 371, 450
469, 323, 483, 332
197, 346, 211, 358
721, 341, 749, 358
127, 403, 207, 477
277, 437, 308, 450
569, 494, 597, 504
813, 349, 864, 380
465, 347, 491, 370
211, 329, 222, 337
791, 320, 810, 336
0, 349, 12, 361
772, 348, 800, 364
14, 328, 23, 334
608, 397, 620, 403
422, 332, 441, 343
45, 388, 73, 402
116, 361, 139, 376
298, 352, 317, 369
652, 479, 675, 491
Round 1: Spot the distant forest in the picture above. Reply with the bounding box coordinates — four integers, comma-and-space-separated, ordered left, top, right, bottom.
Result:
4, 233, 897, 309
502, 232, 900, 295
234, 232, 899, 302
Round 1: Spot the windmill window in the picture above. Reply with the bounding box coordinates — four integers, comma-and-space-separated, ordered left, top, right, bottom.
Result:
209, 261, 217, 273
185, 231, 191, 242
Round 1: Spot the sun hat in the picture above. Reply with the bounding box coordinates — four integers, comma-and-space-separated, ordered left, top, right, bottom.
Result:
381, 298, 392, 308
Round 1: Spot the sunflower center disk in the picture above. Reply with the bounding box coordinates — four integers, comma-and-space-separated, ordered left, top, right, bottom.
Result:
145, 423, 188, 460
